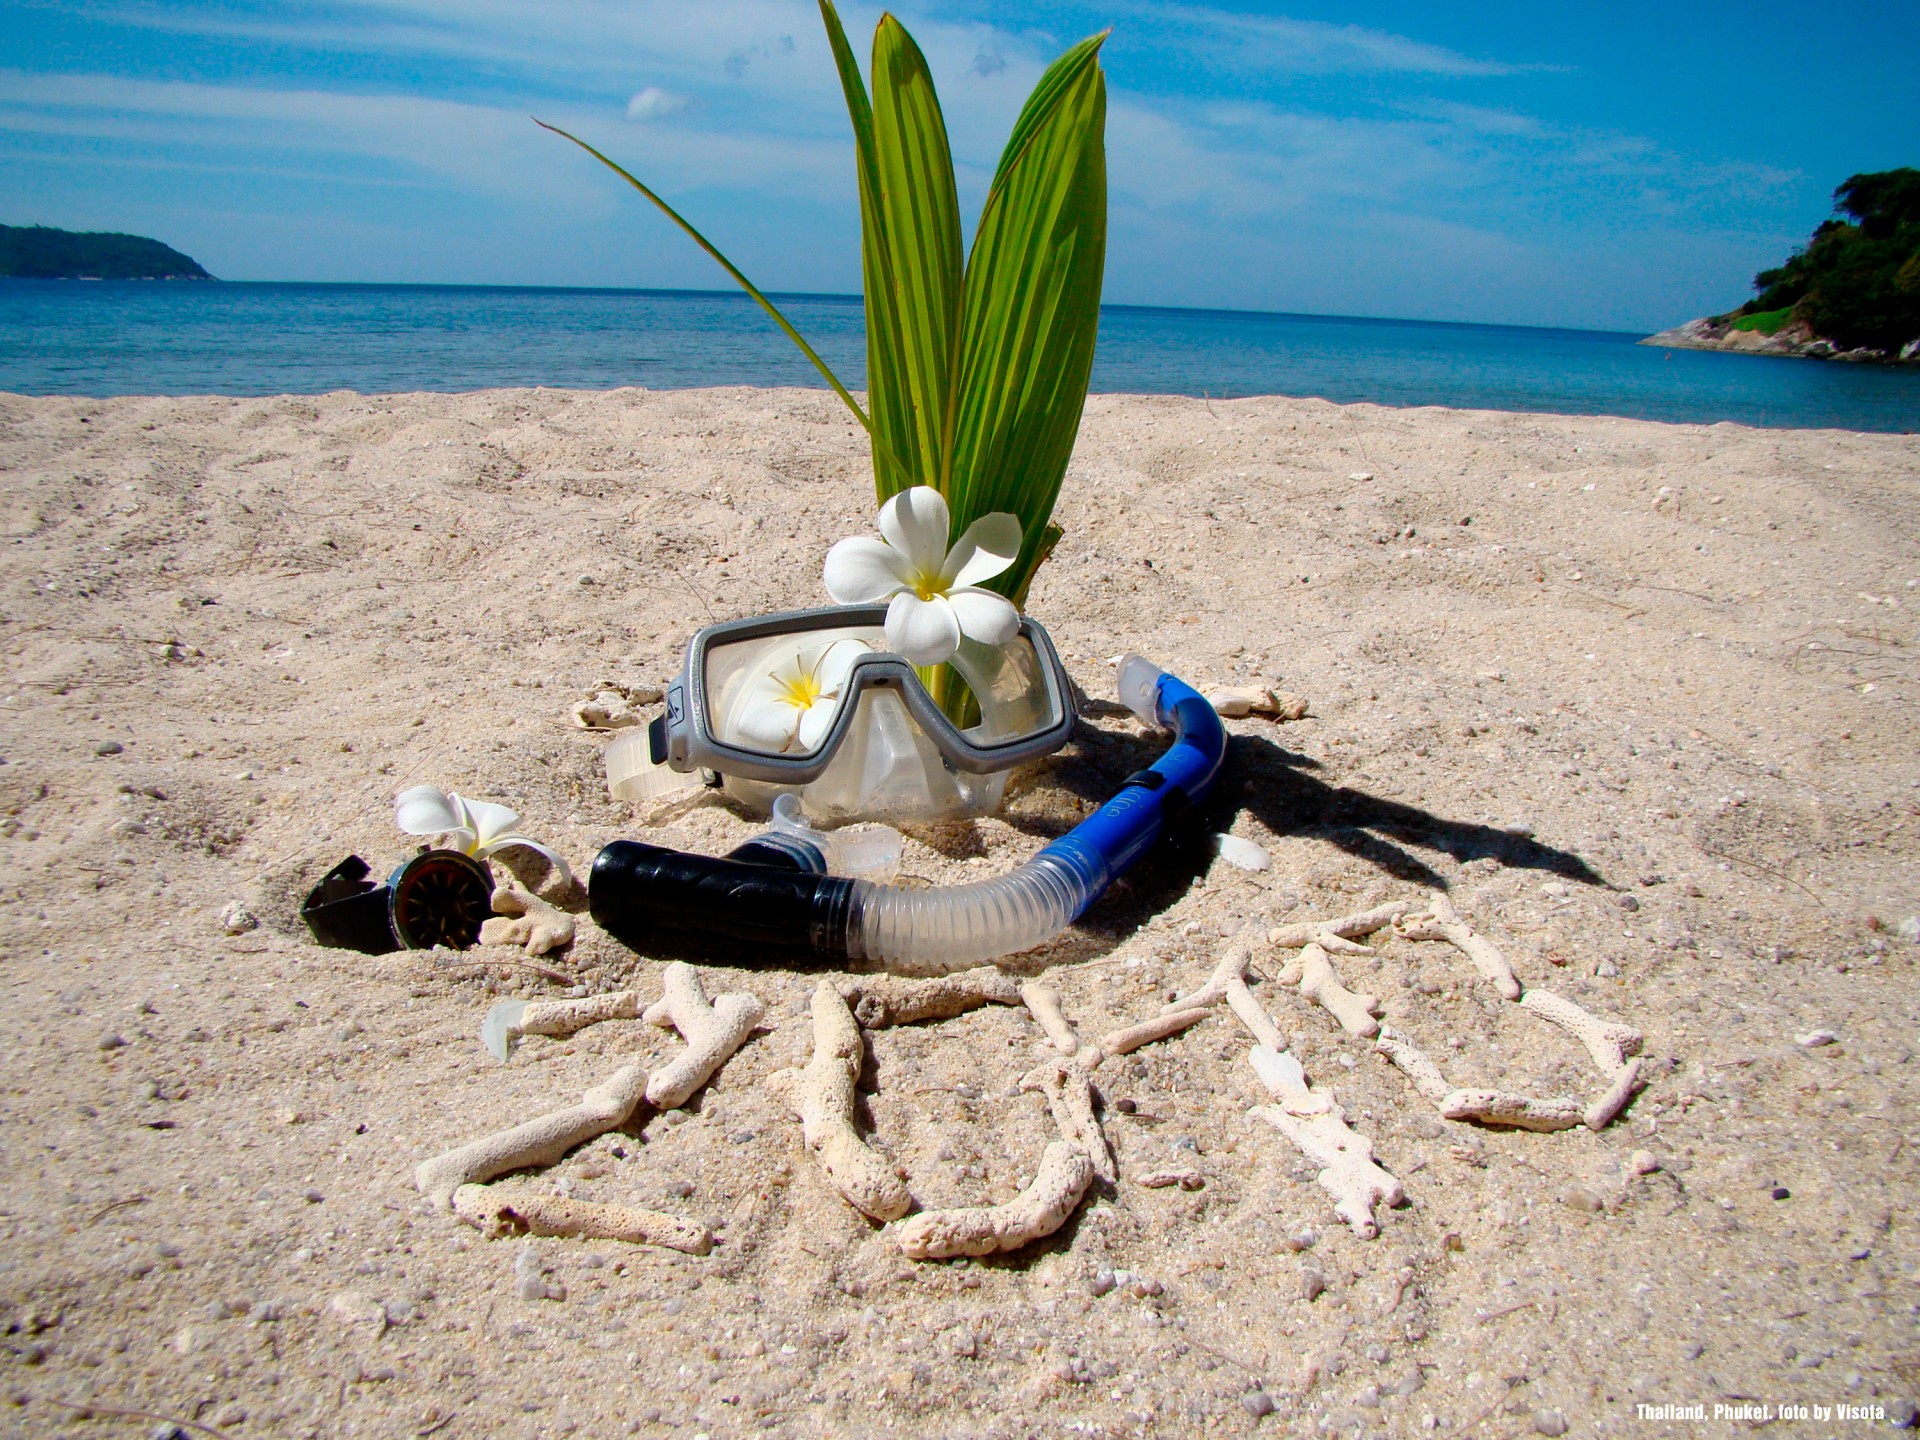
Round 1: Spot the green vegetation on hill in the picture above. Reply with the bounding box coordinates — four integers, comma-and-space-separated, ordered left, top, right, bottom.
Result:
1729, 307, 1792, 336
1735, 168, 1920, 354
0, 224, 211, 280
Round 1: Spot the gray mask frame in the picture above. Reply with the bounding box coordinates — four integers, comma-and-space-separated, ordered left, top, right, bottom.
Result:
652, 604, 1077, 785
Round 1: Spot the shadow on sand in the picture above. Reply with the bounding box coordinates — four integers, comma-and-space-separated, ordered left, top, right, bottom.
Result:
987, 719, 1609, 960
580, 717, 1608, 972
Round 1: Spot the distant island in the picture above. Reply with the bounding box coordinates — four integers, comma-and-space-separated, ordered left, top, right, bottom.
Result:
0, 224, 212, 280
1644, 167, 1919, 364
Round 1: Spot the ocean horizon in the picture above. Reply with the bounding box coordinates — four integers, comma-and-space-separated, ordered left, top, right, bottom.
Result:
3, 278, 1915, 433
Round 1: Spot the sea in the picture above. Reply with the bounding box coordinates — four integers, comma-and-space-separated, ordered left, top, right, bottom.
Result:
2, 280, 1915, 432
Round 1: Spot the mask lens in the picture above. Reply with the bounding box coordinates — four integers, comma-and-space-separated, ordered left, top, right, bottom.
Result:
703, 628, 882, 758
947, 634, 1064, 745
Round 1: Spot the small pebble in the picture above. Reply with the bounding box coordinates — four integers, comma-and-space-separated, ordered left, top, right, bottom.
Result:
218, 900, 259, 936
1795, 1029, 1837, 1047
1364, 1343, 1391, 1364
327, 1291, 386, 1330
1207, 689, 1259, 718
1241, 1390, 1276, 1417
1887, 1398, 1917, 1429
1771, 1186, 1791, 1201
1088, 1270, 1116, 1297
1595, 960, 1620, 979
1563, 1186, 1604, 1213
93, 740, 123, 756
1615, 894, 1640, 912
1532, 1409, 1568, 1437
99, 1032, 127, 1051
1628, 1150, 1661, 1176
1300, 1270, 1327, 1302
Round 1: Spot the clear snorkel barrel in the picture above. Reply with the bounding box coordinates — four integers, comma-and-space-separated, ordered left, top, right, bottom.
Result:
845, 655, 1223, 971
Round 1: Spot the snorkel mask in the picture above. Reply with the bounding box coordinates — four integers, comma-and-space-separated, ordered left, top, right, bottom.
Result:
606, 604, 1076, 823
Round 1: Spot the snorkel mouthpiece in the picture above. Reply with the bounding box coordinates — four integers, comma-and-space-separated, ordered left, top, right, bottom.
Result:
588, 656, 1226, 973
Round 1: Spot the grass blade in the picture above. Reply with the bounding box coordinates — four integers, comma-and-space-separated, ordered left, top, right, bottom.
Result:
535, 116, 871, 433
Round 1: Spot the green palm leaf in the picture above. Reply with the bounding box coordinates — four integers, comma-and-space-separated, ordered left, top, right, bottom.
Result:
819, 3, 964, 500
546, 10, 1107, 626
948, 36, 1108, 607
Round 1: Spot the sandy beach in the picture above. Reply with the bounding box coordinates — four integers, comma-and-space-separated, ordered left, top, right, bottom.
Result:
1, 384, 1917, 1439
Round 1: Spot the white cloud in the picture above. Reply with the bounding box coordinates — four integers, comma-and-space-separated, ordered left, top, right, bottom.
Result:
4, 4, 1806, 325
625, 85, 686, 121
1105, 2, 1518, 78
0, 66, 850, 203
970, 44, 1007, 78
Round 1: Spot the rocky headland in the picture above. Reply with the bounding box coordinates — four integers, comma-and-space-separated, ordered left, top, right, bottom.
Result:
1640, 314, 1919, 364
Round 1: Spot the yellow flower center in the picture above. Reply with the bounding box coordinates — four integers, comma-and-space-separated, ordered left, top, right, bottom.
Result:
776, 671, 823, 710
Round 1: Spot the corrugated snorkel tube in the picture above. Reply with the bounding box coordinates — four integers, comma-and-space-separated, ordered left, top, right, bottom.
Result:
589, 656, 1225, 974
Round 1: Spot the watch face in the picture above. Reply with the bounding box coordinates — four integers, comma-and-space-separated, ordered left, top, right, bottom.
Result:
388, 850, 493, 950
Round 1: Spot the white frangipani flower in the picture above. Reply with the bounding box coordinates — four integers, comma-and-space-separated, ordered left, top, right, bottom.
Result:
395, 785, 573, 887
822, 486, 1022, 665
733, 639, 865, 754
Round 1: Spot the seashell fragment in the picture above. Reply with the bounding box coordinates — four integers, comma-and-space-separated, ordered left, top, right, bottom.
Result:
1211, 833, 1272, 871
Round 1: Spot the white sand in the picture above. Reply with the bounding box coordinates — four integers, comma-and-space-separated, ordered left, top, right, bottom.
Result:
1, 385, 1917, 1436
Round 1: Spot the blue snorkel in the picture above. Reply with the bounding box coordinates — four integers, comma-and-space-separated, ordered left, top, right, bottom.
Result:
589, 655, 1227, 974
1033, 655, 1226, 913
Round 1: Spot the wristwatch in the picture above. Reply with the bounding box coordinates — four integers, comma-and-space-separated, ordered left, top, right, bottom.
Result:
301, 850, 494, 953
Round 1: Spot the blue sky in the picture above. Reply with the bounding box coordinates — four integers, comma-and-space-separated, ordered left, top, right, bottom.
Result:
3, 1, 1916, 330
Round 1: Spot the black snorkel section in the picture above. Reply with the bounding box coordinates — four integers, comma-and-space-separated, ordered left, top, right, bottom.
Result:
589, 841, 857, 956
